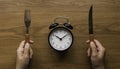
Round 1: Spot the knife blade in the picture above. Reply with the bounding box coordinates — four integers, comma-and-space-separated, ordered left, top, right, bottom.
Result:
89, 5, 93, 34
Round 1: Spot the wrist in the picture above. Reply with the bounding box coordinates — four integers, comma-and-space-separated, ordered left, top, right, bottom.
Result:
16, 64, 26, 69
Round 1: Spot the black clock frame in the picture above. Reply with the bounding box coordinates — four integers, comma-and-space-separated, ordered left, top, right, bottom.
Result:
48, 26, 74, 52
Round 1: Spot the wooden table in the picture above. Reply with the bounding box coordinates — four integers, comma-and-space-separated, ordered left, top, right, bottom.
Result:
0, 0, 120, 69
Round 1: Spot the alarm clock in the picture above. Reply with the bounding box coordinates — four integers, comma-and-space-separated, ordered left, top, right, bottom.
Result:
48, 16, 73, 52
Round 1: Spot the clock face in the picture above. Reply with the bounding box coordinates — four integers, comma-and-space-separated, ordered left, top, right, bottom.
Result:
48, 27, 73, 51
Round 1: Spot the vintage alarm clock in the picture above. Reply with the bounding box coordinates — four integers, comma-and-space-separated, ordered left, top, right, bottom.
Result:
48, 16, 73, 52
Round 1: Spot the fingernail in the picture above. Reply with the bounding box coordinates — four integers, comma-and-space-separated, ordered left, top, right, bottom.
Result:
30, 40, 34, 42
25, 43, 30, 48
90, 41, 94, 45
86, 40, 91, 44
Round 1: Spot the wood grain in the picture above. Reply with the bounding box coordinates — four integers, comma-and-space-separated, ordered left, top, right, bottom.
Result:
0, 0, 120, 69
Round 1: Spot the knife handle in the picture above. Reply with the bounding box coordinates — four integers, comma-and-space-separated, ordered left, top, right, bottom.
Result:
89, 34, 98, 56
89, 34, 94, 41
89, 34, 97, 47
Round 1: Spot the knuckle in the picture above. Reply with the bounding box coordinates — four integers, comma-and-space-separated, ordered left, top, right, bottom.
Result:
16, 50, 20, 53
32, 52, 33, 55
98, 56, 103, 60
102, 48, 105, 52
19, 57, 24, 60
92, 54, 97, 57
24, 55, 29, 58
90, 42, 94, 45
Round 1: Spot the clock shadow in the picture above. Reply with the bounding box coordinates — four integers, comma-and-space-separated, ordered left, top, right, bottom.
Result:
54, 50, 69, 61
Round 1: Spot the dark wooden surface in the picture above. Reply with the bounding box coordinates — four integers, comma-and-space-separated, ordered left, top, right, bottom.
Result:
0, 0, 120, 69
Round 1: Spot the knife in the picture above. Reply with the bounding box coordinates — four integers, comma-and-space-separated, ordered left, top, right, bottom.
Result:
89, 5, 94, 41
88, 6, 98, 55
24, 9, 31, 43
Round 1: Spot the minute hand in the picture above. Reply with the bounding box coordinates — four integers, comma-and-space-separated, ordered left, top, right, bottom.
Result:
61, 34, 68, 39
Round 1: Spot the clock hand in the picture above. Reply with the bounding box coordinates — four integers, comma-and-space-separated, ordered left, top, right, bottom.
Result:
55, 35, 62, 40
61, 34, 68, 39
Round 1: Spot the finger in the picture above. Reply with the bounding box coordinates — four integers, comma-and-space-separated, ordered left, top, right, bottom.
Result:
90, 41, 98, 57
87, 48, 91, 57
17, 41, 25, 54
86, 40, 90, 44
94, 40, 105, 57
24, 43, 30, 57
94, 40, 105, 52
29, 40, 34, 44
30, 40, 34, 43
30, 47, 33, 59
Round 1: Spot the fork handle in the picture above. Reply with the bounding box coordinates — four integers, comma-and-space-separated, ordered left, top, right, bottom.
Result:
25, 34, 30, 44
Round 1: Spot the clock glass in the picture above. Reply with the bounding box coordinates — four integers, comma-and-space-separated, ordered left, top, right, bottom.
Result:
48, 27, 73, 51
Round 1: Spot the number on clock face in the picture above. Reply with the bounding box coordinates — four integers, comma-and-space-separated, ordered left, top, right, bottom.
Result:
49, 27, 73, 51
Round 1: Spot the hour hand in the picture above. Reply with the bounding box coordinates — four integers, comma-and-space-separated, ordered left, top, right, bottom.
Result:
55, 35, 62, 40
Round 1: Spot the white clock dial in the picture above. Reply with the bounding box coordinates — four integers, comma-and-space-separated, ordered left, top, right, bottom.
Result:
49, 27, 73, 51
